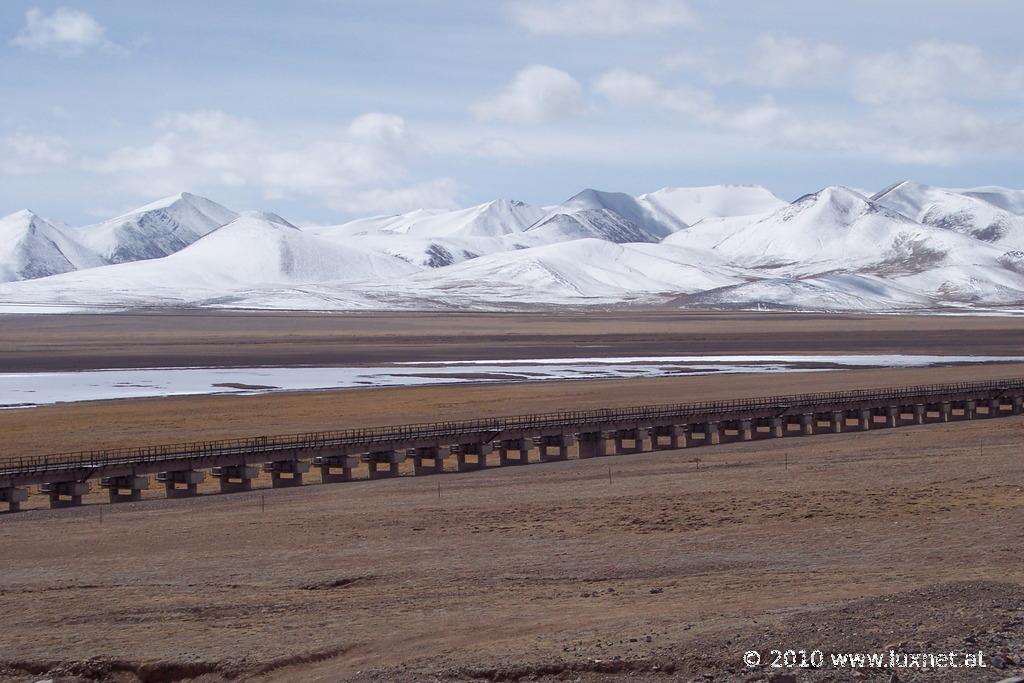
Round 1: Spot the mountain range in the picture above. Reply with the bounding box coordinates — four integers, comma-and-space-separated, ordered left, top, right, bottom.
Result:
2, 182, 1024, 313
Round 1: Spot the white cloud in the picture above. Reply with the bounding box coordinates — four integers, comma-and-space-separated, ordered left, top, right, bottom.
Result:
468, 138, 527, 162
83, 110, 459, 215
594, 68, 784, 131
666, 34, 845, 88
473, 65, 585, 125
0, 133, 71, 174
11, 7, 120, 54
594, 68, 712, 116
590, 67, 1004, 165
852, 42, 1024, 105
648, 35, 1024, 165
510, 0, 695, 35
736, 34, 846, 87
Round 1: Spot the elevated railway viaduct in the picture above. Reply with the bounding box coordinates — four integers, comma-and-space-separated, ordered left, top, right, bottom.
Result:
2, 378, 1022, 512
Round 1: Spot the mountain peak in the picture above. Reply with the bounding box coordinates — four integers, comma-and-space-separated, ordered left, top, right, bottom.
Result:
640, 185, 786, 225
563, 188, 633, 210
0, 209, 42, 231
238, 210, 298, 229
130, 191, 224, 215
76, 193, 238, 264
0, 209, 102, 282
2, 209, 41, 227
527, 188, 681, 243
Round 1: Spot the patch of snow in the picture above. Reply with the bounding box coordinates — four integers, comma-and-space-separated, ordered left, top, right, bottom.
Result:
5, 354, 1021, 407
639, 184, 786, 225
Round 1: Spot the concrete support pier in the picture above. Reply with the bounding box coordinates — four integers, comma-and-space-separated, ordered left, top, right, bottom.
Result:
498, 439, 530, 465
886, 406, 900, 428
988, 398, 1001, 417
738, 419, 754, 441
537, 434, 571, 461
770, 418, 784, 438
0, 487, 28, 513
965, 400, 977, 420
800, 414, 815, 436
157, 469, 205, 498
577, 431, 613, 458
830, 411, 844, 433
1014, 396, 1023, 415
913, 405, 925, 425
100, 474, 150, 503
651, 424, 688, 449
941, 402, 952, 422
703, 422, 721, 445
314, 455, 360, 483
451, 443, 490, 472
211, 465, 258, 493
369, 450, 405, 478
41, 481, 90, 508
858, 409, 872, 431
412, 447, 446, 475
264, 460, 310, 488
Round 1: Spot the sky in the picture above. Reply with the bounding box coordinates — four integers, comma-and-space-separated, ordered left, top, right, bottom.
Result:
2, 0, 1023, 225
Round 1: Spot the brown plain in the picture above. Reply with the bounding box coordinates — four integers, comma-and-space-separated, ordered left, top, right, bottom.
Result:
1, 311, 1024, 682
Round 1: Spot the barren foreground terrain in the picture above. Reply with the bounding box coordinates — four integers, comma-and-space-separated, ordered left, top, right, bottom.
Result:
2, 414, 1024, 682
3, 311, 1024, 682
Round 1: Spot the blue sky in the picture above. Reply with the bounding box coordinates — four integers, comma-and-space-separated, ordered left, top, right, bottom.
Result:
2, 0, 1023, 225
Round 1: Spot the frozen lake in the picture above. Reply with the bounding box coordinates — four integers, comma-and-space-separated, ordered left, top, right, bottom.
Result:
2, 354, 1022, 408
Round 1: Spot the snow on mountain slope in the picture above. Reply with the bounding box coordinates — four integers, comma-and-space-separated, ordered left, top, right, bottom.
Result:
525, 189, 686, 244
335, 199, 544, 239
661, 212, 771, 251
5, 182, 1024, 314
668, 186, 1005, 277
639, 185, 787, 225
307, 199, 545, 268
872, 181, 1024, 247
317, 232, 509, 269
891, 262, 1024, 306
0, 215, 420, 307
239, 210, 298, 228
680, 273, 935, 312
0, 210, 104, 282
959, 186, 1024, 216
400, 237, 747, 304
75, 192, 238, 264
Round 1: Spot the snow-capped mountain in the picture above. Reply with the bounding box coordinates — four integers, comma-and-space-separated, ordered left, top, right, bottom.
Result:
0, 210, 104, 282
679, 273, 935, 312
959, 186, 1024, 216
329, 199, 544, 239
667, 186, 1003, 277
638, 184, 786, 225
4, 181, 1024, 313
402, 238, 744, 305
524, 189, 686, 244
309, 199, 545, 268
0, 215, 419, 307
75, 192, 238, 264
872, 181, 1024, 248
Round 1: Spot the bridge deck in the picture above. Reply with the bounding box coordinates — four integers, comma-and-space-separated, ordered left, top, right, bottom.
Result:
2, 377, 1022, 501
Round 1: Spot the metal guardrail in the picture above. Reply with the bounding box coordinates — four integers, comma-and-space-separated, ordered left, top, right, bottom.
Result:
2, 378, 1022, 480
